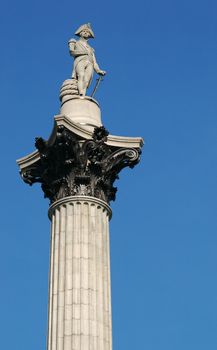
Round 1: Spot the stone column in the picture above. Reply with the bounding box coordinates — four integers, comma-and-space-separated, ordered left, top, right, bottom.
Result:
17, 107, 143, 350
47, 196, 112, 350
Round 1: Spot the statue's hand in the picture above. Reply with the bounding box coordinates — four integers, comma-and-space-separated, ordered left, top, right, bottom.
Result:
97, 70, 106, 76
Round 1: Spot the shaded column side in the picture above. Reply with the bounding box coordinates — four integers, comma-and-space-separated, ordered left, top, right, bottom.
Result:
47, 197, 112, 350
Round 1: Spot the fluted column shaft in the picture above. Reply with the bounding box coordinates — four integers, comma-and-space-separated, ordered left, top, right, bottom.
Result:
47, 196, 112, 350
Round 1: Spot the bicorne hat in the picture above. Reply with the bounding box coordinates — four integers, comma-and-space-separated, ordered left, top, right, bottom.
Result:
75, 23, 94, 38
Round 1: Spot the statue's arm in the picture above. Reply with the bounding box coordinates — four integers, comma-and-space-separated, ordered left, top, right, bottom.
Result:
93, 52, 106, 75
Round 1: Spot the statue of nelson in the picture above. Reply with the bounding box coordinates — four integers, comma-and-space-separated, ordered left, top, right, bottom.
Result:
68, 23, 106, 96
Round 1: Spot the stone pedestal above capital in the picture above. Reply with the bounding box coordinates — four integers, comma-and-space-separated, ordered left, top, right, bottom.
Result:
60, 80, 102, 131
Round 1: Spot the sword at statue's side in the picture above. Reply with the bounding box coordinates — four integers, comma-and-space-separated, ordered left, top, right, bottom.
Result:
91, 75, 104, 98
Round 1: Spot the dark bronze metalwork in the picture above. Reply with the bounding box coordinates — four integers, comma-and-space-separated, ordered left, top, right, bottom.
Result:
21, 126, 141, 204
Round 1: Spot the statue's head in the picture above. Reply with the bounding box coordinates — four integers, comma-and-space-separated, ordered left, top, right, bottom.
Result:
75, 23, 94, 39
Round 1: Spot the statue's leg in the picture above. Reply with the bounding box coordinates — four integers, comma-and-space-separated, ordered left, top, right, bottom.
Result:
84, 64, 94, 90
76, 61, 87, 96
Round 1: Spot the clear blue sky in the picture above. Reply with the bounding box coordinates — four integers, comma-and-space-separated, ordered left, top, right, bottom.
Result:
0, 0, 217, 349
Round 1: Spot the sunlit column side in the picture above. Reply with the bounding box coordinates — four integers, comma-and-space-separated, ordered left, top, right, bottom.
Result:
47, 196, 112, 350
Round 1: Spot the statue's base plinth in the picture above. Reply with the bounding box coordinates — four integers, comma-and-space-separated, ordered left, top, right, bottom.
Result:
60, 80, 102, 130
60, 96, 102, 131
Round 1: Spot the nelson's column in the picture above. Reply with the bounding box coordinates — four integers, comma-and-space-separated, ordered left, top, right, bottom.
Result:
17, 23, 143, 350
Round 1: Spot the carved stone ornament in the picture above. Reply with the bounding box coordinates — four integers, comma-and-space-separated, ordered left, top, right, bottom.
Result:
20, 126, 141, 204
